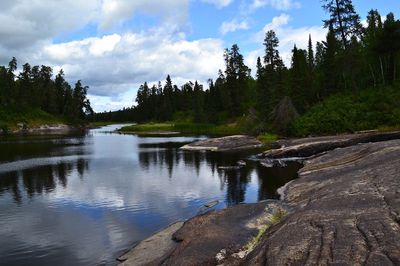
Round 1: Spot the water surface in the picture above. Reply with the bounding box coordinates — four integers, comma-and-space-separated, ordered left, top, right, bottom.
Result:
0, 125, 300, 265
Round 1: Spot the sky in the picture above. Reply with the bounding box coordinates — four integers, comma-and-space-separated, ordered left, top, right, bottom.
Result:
0, 0, 397, 112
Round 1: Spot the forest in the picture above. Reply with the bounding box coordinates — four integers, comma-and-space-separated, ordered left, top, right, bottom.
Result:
0, 58, 93, 130
96, 1, 400, 136
1, 0, 399, 136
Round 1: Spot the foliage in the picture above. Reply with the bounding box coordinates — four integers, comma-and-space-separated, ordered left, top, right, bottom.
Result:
257, 133, 279, 144
0, 108, 69, 132
119, 122, 244, 136
322, 0, 363, 48
95, 3, 400, 137
291, 87, 400, 136
0, 58, 93, 127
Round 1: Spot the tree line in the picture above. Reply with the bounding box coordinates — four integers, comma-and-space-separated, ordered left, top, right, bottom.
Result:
0, 58, 93, 120
97, 1, 400, 133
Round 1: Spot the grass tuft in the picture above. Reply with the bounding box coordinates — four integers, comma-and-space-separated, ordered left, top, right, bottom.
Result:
244, 208, 287, 253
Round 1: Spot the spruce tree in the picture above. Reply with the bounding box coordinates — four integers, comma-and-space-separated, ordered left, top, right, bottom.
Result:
322, 0, 363, 48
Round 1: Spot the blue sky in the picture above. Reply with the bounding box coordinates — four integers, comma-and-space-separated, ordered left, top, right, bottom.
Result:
0, 0, 398, 111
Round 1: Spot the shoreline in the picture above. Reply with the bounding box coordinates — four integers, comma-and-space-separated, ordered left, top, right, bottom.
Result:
118, 131, 400, 265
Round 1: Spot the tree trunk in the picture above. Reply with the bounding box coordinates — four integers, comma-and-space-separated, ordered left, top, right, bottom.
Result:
369, 64, 376, 87
379, 56, 385, 86
335, 0, 347, 48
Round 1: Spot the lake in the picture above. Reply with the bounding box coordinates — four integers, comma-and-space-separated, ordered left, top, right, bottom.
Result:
0, 125, 300, 265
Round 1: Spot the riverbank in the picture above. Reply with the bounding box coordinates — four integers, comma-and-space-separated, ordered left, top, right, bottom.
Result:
118, 131, 400, 265
118, 122, 244, 136
0, 109, 86, 135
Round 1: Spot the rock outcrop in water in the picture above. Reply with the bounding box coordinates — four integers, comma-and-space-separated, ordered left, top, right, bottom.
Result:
119, 133, 400, 265
180, 135, 262, 152
262, 131, 400, 159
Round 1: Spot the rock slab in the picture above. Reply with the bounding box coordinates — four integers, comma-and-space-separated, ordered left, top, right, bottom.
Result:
262, 131, 400, 159
180, 135, 262, 152
118, 222, 184, 266
244, 139, 400, 265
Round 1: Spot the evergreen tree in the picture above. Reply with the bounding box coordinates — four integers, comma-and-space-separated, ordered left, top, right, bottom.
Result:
290, 45, 309, 111
260, 30, 285, 118
193, 81, 204, 122
162, 75, 174, 120
379, 13, 400, 84
322, 0, 363, 48
307, 35, 315, 69
321, 25, 342, 95
17, 63, 32, 109
224, 44, 250, 116
263, 30, 284, 70
72, 80, 92, 119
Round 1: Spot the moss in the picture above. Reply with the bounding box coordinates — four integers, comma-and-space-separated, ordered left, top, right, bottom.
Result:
243, 208, 287, 253
257, 133, 279, 144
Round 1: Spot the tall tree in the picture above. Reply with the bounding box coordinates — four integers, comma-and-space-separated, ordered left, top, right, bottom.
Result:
307, 35, 315, 69
224, 44, 250, 116
379, 13, 400, 84
17, 63, 32, 109
322, 0, 363, 48
321, 25, 342, 95
260, 30, 286, 117
263, 30, 284, 70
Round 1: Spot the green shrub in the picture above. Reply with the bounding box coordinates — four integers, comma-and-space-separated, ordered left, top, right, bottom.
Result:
291, 87, 400, 136
0, 122, 9, 134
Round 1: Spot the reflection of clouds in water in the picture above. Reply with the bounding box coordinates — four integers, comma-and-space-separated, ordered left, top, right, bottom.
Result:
49, 155, 225, 218
0, 128, 301, 266
0, 199, 144, 265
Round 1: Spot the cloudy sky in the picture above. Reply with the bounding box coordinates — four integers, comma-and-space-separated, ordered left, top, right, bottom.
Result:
0, 0, 395, 112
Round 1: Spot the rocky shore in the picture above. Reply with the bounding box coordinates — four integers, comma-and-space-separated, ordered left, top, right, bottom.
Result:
2, 123, 85, 135
118, 132, 400, 265
180, 135, 262, 152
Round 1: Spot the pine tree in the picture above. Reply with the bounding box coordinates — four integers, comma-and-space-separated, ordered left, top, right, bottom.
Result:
263, 30, 284, 70
261, 30, 285, 117
380, 13, 400, 84
17, 63, 32, 109
322, 0, 363, 48
224, 44, 250, 116
162, 75, 174, 120
307, 35, 315, 69
321, 25, 342, 95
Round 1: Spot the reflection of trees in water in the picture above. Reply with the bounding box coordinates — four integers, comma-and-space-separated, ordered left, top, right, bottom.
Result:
0, 171, 21, 204
221, 168, 252, 206
23, 165, 56, 197
0, 135, 87, 163
138, 146, 254, 205
255, 162, 302, 201
0, 158, 89, 204
139, 147, 217, 178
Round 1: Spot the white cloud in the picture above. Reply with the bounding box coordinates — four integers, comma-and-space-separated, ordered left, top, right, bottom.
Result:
0, 0, 215, 112
249, 0, 300, 12
262, 13, 291, 31
0, 0, 99, 51
37, 30, 225, 111
220, 19, 250, 35
99, 0, 189, 29
0, 0, 190, 56
200, 0, 234, 9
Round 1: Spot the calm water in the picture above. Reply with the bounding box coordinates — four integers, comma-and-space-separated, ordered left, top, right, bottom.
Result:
0, 125, 301, 266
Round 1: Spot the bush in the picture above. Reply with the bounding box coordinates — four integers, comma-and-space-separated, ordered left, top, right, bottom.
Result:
0, 122, 9, 134
291, 87, 400, 136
